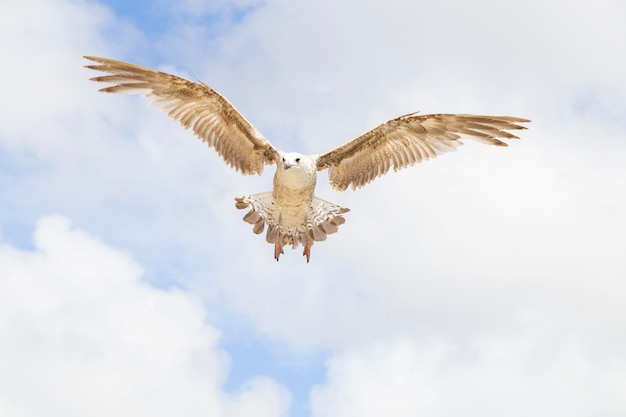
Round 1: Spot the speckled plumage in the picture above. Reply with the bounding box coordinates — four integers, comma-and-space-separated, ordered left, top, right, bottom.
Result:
85, 56, 529, 262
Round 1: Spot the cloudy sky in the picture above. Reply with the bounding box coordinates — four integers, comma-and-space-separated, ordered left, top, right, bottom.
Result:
1, 0, 625, 416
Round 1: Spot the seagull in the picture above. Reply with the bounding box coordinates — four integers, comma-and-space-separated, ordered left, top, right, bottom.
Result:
85, 56, 529, 262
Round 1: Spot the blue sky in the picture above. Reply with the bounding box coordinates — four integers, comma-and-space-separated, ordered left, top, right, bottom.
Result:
1, 0, 626, 416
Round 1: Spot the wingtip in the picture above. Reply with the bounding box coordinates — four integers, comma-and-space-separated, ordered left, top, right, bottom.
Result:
83, 55, 102, 63
509, 116, 531, 125
83, 56, 109, 71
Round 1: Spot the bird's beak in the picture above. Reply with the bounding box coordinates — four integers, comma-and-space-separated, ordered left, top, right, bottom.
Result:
283, 162, 291, 170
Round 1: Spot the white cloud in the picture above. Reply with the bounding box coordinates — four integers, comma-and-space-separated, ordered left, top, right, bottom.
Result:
311, 315, 626, 417
0, 0, 142, 146
0, 215, 289, 417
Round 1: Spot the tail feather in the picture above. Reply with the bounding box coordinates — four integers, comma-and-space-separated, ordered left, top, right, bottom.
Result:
306, 196, 349, 243
309, 224, 327, 241
266, 224, 279, 243
319, 221, 338, 234
235, 192, 272, 236
234, 193, 349, 260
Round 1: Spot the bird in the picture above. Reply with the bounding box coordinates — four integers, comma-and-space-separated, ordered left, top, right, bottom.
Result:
84, 56, 529, 262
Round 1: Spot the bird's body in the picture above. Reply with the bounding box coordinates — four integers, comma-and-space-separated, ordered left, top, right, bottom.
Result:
85, 56, 529, 262
236, 152, 349, 261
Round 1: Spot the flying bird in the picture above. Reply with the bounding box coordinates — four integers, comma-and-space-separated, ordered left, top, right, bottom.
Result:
85, 56, 529, 262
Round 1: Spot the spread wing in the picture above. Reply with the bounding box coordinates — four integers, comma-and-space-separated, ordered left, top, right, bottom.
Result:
84, 56, 279, 175
316, 113, 529, 190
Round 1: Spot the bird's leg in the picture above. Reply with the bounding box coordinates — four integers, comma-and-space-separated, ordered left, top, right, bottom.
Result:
274, 240, 284, 262
303, 238, 312, 263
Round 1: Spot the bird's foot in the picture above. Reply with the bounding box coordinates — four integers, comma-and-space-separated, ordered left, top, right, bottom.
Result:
303, 240, 312, 263
274, 241, 284, 262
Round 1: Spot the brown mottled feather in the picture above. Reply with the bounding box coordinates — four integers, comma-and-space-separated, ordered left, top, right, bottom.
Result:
316, 113, 529, 190
84, 56, 279, 175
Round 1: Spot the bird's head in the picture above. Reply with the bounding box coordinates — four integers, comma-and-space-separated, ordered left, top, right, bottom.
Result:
281, 152, 304, 170
277, 152, 316, 183
280, 152, 316, 171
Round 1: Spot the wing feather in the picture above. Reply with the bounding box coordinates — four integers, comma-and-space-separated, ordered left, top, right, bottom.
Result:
84, 56, 279, 175
316, 113, 529, 190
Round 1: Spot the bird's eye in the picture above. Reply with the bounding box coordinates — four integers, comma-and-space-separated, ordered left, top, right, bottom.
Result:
295, 158, 300, 163
282, 157, 285, 162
